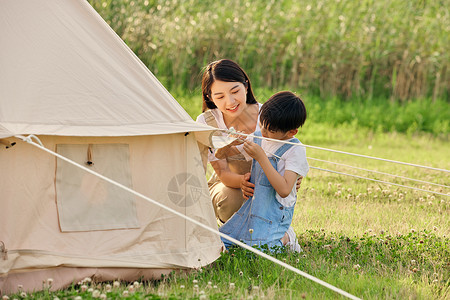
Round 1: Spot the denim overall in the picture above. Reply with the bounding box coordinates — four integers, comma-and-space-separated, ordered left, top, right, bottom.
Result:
219, 131, 299, 250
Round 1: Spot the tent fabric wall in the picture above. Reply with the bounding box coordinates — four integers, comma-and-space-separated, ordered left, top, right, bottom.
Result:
0, 135, 222, 294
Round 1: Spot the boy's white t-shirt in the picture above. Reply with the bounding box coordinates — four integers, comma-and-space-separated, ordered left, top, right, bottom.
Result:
196, 103, 262, 162
241, 138, 309, 207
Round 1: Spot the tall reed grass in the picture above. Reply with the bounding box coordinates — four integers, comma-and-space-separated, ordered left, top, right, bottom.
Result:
89, 0, 448, 101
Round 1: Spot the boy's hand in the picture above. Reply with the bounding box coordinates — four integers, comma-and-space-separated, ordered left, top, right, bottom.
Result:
243, 140, 265, 161
240, 172, 254, 200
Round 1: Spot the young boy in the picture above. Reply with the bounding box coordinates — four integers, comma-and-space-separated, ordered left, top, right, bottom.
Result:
217, 91, 309, 251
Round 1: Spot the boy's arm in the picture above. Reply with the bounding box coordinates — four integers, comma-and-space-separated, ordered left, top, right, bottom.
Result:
243, 141, 297, 198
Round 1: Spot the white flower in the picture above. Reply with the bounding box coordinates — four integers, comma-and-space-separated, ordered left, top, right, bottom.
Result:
100, 294, 107, 300
133, 281, 139, 288
229, 282, 235, 289
105, 284, 112, 292
81, 285, 88, 292
113, 281, 120, 288
249, 228, 254, 234
180, 285, 185, 289
92, 290, 101, 298
353, 264, 361, 270
20, 293, 27, 298
2, 296, 10, 300
122, 290, 129, 297
87, 288, 93, 293
74, 297, 82, 300
83, 277, 92, 284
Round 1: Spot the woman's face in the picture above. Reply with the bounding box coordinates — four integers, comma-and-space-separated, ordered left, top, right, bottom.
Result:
210, 80, 247, 117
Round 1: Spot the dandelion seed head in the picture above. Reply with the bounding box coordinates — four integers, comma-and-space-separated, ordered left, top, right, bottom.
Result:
113, 281, 120, 288
249, 228, 254, 234
122, 290, 129, 297
100, 294, 107, 300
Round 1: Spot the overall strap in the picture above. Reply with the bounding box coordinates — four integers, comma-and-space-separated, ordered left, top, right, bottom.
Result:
274, 137, 300, 158
253, 131, 262, 146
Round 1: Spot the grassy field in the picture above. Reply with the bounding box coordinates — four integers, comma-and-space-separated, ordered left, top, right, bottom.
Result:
88, 0, 449, 101
8, 95, 449, 299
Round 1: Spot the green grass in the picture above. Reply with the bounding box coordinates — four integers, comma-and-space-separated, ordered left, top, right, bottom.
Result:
176, 89, 450, 136
88, 0, 449, 101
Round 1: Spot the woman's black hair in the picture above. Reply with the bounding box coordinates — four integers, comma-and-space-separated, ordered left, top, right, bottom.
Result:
259, 91, 307, 132
201, 59, 257, 112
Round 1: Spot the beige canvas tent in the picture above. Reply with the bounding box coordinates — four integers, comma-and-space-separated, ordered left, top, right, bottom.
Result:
0, 0, 222, 294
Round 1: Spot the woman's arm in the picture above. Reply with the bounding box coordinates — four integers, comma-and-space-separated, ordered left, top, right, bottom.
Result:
210, 159, 244, 189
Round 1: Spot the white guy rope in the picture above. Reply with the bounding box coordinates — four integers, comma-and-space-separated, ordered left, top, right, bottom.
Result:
310, 166, 450, 197
308, 157, 450, 189
15, 135, 360, 300
220, 129, 450, 173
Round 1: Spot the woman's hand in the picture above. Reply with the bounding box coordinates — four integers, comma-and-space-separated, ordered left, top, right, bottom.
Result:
296, 176, 303, 192
240, 172, 255, 200
214, 139, 244, 159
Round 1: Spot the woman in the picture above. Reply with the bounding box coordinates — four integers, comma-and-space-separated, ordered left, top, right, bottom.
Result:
196, 59, 260, 223
196, 59, 302, 251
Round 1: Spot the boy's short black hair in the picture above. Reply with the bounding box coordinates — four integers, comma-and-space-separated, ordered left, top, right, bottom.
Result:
259, 91, 307, 132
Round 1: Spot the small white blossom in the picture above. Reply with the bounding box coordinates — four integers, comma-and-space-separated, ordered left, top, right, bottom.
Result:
92, 290, 101, 298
